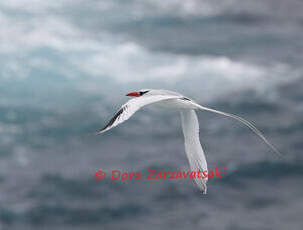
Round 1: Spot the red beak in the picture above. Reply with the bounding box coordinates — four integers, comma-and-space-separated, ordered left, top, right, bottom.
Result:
126, 91, 140, 97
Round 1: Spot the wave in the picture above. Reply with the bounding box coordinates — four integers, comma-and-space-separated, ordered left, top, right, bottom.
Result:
0, 0, 300, 105
0, 9, 293, 90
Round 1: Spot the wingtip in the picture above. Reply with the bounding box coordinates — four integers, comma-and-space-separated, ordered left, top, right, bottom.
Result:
199, 183, 207, 195
202, 184, 207, 195
94, 131, 102, 136
92, 129, 105, 136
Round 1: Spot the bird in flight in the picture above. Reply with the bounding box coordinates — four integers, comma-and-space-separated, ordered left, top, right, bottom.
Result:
96, 89, 281, 194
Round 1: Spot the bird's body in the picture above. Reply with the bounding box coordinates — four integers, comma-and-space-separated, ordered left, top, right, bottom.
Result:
97, 89, 281, 194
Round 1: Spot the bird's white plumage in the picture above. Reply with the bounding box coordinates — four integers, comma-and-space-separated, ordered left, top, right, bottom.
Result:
97, 89, 281, 194
180, 109, 207, 194
97, 94, 182, 134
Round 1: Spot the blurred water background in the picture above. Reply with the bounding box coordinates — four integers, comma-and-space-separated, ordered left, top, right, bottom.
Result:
0, 0, 303, 229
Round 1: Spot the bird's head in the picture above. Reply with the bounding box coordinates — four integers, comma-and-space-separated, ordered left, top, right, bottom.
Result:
125, 89, 151, 97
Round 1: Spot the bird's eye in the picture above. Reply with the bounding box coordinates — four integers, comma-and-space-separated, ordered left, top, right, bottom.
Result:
139, 91, 149, 96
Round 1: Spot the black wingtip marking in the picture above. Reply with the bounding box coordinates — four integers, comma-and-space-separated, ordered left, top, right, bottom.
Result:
97, 107, 125, 133
181, 97, 191, 101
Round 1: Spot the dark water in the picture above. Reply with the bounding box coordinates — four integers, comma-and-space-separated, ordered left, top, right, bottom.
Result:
0, 0, 302, 229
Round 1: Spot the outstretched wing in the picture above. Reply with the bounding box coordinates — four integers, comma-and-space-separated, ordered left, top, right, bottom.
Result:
180, 109, 208, 194
96, 95, 182, 134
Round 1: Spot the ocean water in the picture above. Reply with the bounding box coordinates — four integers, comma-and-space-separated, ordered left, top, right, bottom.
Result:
0, 0, 303, 229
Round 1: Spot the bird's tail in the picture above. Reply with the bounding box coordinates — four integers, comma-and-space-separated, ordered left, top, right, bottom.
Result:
196, 104, 283, 158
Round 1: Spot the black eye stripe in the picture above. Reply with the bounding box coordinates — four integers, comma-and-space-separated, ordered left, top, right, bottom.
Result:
139, 91, 149, 96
